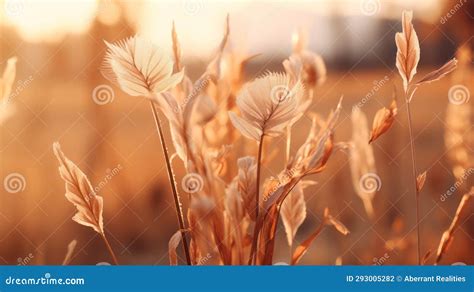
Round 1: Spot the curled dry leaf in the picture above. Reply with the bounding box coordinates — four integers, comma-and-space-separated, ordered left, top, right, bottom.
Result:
287, 29, 327, 88
291, 208, 348, 265
53, 142, 104, 235
395, 10, 420, 93
280, 183, 307, 247
324, 208, 350, 236
102, 36, 184, 97
369, 98, 398, 144
229, 72, 305, 141
416, 171, 427, 193
416, 58, 457, 86
290, 97, 342, 175
169, 230, 183, 265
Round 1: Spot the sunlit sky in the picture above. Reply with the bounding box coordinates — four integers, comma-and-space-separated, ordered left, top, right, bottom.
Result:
1, 0, 446, 57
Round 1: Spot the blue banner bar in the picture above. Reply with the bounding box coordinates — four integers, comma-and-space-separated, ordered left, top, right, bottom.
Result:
0, 266, 472, 291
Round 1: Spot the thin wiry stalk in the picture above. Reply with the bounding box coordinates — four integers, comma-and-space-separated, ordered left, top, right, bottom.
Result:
248, 134, 265, 265
149, 100, 192, 265
435, 189, 473, 264
101, 232, 119, 265
405, 96, 421, 265
255, 134, 265, 222
286, 128, 291, 162
286, 129, 292, 259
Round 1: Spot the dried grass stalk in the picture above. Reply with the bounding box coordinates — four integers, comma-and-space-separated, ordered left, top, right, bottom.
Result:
53, 142, 118, 265
395, 10, 457, 265
62, 239, 77, 266
251, 99, 343, 265
350, 107, 377, 218
445, 45, 472, 180
395, 10, 420, 94
291, 208, 349, 265
229, 72, 306, 264
435, 187, 473, 264
395, 10, 423, 265
102, 34, 191, 265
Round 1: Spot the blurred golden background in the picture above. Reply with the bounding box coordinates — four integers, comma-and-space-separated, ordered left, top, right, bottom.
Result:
0, 0, 473, 265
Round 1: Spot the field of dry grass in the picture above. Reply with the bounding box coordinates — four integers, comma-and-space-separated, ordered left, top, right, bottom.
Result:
0, 1, 472, 266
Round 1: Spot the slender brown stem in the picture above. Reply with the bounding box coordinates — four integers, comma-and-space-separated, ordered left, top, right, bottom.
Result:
101, 232, 119, 265
149, 100, 192, 265
291, 219, 326, 265
255, 135, 264, 220
435, 190, 473, 264
264, 175, 305, 264
405, 96, 421, 265
286, 127, 291, 162
248, 134, 265, 265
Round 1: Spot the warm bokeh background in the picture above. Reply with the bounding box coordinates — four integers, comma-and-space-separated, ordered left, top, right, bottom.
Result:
0, 0, 473, 265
